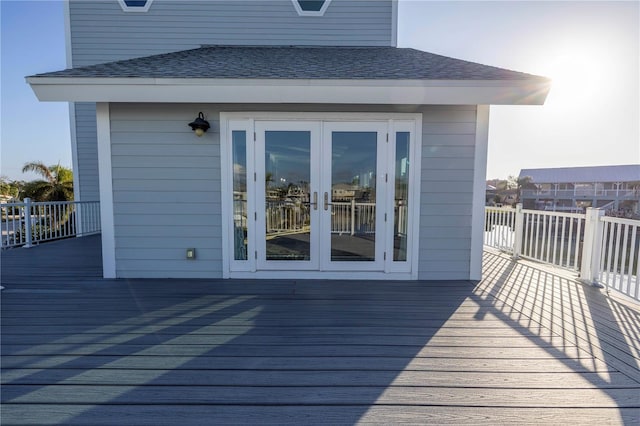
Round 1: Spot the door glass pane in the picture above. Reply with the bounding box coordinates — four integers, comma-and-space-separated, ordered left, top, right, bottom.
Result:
265, 131, 311, 261
232, 131, 248, 260
394, 132, 410, 261
331, 132, 377, 261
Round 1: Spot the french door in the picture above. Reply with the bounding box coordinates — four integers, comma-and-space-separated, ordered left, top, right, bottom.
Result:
255, 122, 321, 270
223, 115, 419, 278
320, 122, 387, 271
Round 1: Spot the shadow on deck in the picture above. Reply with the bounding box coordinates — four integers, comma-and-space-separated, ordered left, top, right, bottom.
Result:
1, 236, 639, 425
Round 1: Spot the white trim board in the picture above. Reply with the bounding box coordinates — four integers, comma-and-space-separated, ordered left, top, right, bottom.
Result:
28, 78, 550, 106
117, 0, 154, 12
291, 0, 332, 16
228, 270, 416, 281
64, 1, 81, 204
220, 112, 422, 280
469, 105, 490, 281
96, 103, 116, 279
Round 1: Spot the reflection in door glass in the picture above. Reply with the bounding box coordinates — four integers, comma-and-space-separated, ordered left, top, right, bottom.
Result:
394, 132, 410, 261
232, 131, 248, 260
331, 132, 377, 261
265, 131, 311, 260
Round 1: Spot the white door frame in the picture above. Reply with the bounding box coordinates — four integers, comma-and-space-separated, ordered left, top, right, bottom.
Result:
220, 112, 422, 280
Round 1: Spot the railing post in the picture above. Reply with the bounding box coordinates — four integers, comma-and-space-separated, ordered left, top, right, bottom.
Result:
512, 203, 524, 259
23, 198, 32, 248
75, 201, 84, 237
580, 207, 605, 286
350, 199, 355, 236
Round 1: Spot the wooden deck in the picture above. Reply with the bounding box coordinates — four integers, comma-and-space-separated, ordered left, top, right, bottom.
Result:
1, 235, 639, 425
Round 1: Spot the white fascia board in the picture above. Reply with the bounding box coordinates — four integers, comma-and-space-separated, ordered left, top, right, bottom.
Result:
27, 77, 550, 105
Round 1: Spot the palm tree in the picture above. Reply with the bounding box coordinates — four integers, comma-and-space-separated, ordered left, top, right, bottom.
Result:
0, 176, 24, 200
21, 162, 74, 202
508, 175, 536, 205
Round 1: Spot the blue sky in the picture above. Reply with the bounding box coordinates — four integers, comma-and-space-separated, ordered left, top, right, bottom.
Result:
1, 0, 70, 180
1, 0, 638, 181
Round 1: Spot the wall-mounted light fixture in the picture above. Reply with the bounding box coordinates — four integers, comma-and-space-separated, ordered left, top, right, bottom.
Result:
188, 112, 210, 137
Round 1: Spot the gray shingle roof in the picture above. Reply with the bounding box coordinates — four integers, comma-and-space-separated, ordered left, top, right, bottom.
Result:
520, 165, 640, 183
31, 46, 549, 81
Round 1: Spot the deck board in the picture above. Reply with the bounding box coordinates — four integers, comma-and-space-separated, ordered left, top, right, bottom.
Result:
1, 405, 637, 426
2, 236, 639, 425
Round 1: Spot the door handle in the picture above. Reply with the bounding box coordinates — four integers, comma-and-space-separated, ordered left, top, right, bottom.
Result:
304, 192, 318, 210
324, 192, 331, 211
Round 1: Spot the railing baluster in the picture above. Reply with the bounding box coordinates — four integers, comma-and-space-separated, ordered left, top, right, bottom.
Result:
602, 221, 612, 289
25, 198, 33, 247
605, 221, 615, 288
551, 216, 559, 264
573, 218, 582, 270
627, 225, 640, 300
566, 217, 574, 268
558, 217, 566, 267
526, 212, 533, 258
54, 204, 59, 239
619, 223, 630, 294
611, 222, 623, 292
534, 213, 541, 260
543, 215, 550, 262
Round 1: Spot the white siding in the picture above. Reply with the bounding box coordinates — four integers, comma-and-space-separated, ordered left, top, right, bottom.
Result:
418, 106, 477, 280
109, 103, 476, 280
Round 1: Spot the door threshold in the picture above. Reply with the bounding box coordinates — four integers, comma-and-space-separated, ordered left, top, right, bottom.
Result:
227, 270, 416, 280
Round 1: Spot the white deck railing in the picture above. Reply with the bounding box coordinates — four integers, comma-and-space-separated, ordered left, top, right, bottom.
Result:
266, 201, 309, 234
485, 205, 639, 302
599, 216, 639, 300
331, 201, 376, 235
520, 209, 585, 270
1, 199, 100, 248
522, 188, 639, 198
263, 200, 378, 236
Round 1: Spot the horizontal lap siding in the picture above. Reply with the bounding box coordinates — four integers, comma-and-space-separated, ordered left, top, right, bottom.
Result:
69, 0, 393, 67
74, 103, 100, 202
418, 106, 476, 280
110, 104, 222, 278
110, 104, 477, 279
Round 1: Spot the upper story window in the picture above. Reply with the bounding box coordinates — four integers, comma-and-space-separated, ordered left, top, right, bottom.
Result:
118, 0, 154, 12
292, 0, 332, 16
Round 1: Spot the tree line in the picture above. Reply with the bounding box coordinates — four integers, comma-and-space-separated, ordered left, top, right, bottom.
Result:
0, 162, 73, 202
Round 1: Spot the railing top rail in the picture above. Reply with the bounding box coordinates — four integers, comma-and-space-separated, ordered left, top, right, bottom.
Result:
332, 202, 376, 206
601, 216, 640, 226
1, 200, 100, 208
485, 206, 516, 212
521, 208, 585, 219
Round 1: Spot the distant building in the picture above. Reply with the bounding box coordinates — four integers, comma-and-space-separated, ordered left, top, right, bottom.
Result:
519, 165, 640, 217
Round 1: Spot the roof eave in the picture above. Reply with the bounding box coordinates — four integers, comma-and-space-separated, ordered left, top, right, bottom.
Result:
27, 77, 551, 105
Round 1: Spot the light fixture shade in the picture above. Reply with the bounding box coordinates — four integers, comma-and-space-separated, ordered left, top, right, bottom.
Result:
188, 112, 210, 136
